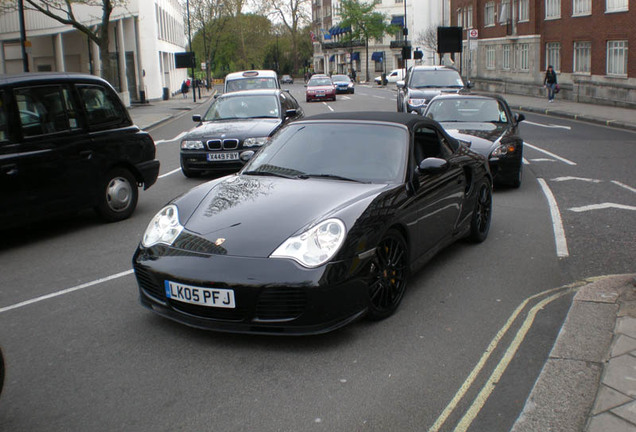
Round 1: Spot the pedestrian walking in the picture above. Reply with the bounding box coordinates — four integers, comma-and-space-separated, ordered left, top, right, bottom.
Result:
543, 65, 558, 103
181, 80, 189, 98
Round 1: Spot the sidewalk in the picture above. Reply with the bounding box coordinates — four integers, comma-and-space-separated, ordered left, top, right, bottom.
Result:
126, 88, 636, 431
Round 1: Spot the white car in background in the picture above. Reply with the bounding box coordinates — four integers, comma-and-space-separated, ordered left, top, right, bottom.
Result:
374, 68, 405, 85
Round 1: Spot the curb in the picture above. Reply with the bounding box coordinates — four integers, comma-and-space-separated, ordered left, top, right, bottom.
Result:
512, 274, 636, 432
508, 105, 636, 132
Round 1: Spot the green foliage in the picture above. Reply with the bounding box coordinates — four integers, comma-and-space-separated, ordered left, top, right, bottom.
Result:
338, 0, 392, 43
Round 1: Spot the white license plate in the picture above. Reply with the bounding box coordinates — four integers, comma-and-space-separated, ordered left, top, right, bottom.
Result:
207, 152, 239, 161
165, 281, 236, 308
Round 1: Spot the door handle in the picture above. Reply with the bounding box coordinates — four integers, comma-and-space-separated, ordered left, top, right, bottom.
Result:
1, 164, 18, 176
79, 150, 93, 160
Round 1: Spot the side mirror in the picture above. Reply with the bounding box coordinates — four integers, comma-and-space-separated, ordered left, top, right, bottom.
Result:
192, 114, 202, 122
417, 157, 449, 175
466, 81, 474, 89
285, 109, 298, 119
515, 112, 525, 123
396, 80, 405, 89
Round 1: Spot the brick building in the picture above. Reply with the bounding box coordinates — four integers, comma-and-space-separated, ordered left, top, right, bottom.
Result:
452, 0, 635, 107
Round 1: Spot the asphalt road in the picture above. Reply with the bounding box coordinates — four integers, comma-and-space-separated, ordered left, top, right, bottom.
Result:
0, 83, 633, 431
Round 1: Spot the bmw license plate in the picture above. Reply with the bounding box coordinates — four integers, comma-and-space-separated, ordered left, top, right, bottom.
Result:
207, 152, 239, 161
165, 281, 236, 308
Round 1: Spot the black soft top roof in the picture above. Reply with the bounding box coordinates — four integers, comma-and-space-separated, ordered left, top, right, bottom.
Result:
0, 72, 110, 87
302, 111, 439, 129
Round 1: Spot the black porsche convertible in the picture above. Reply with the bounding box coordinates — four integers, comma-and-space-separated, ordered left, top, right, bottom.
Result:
133, 112, 492, 335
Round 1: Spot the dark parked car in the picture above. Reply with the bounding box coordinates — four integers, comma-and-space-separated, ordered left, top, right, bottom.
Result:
397, 65, 471, 114
424, 94, 525, 188
180, 89, 304, 177
133, 112, 492, 335
305, 75, 336, 102
0, 72, 160, 228
331, 74, 355, 94
280, 75, 294, 84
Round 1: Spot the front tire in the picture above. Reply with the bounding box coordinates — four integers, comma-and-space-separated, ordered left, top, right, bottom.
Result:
366, 229, 408, 321
95, 167, 138, 222
468, 181, 492, 243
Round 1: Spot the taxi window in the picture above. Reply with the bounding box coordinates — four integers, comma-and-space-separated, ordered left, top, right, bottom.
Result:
78, 85, 127, 129
0, 91, 7, 142
14, 85, 78, 137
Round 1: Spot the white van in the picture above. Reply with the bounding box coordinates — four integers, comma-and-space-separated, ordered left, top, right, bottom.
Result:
374, 69, 405, 85
224, 70, 280, 93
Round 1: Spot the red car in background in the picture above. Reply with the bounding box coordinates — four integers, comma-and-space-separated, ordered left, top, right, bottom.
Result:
305, 75, 336, 102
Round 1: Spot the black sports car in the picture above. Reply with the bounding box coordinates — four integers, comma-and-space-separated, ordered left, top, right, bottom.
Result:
180, 89, 304, 177
423, 94, 525, 188
133, 112, 492, 335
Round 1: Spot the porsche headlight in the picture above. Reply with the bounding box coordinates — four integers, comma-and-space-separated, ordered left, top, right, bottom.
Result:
243, 137, 269, 147
270, 218, 346, 268
491, 143, 516, 157
181, 140, 205, 150
408, 98, 427, 107
142, 205, 183, 248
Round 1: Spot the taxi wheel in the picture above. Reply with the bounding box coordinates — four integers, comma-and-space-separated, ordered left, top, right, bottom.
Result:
96, 167, 138, 222
366, 229, 408, 321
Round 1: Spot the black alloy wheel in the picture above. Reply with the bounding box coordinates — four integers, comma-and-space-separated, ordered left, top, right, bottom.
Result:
96, 167, 139, 222
366, 229, 408, 320
469, 181, 492, 243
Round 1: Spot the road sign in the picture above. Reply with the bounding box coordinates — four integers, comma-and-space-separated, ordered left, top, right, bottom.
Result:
469, 29, 478, 39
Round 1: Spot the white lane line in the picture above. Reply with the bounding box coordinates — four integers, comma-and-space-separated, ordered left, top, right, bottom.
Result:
154, 131, 188, 145
552, 176, 602, 183
372, 95, 386, 99
158, 168, 182, 179
0, 270, 134, 314
522, 158, 529, 165
530, 158, 557, 163
524, 142, 577, 166
523, 120, 572, 130
322, 102, 335, 112
569, 203, 636, 213
537, 178, 569, 258
612, 180, 636, 194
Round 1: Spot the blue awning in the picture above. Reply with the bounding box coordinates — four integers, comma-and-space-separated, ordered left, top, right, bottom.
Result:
391, 16, 404, 27
352, 52, 360, 61
329, 55, 335, 61
329, 25, 339, 36
371, 52, 384, 62
339, 25, 351, 34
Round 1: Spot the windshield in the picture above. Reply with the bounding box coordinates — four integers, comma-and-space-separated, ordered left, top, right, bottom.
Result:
426, 98, 508, 123
203, 95, 280, 120
225, 77, 278, 92
410, 69, 464, 88
308, 78, 333, 86
243, 122, 408, 184
332, 75, 349, 82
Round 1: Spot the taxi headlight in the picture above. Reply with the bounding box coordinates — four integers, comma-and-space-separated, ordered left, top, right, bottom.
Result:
270, 218, 346, 268
142, 205, 183, 248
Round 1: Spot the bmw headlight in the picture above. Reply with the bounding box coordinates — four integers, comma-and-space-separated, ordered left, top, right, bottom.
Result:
181, 140, 204, 150
243, 137, 269, 147
142, 205, 183, 248
270, 218, 346, 268
408, 98, 427, 107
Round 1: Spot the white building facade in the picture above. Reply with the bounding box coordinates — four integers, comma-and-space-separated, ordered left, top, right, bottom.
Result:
0, 0, 189, 105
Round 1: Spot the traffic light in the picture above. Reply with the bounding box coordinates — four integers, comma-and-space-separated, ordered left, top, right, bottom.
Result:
402, 45, 412, 60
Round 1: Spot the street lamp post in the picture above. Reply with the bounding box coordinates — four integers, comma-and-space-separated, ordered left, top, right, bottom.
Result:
186, 0, 196, 102
18, 0, 29, 72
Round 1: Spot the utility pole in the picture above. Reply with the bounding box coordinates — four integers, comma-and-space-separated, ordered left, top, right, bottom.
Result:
18, 0, 29, 72
186, 0, 196, 102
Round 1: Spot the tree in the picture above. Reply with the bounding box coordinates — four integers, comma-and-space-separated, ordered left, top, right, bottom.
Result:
337, 0, 393, 82
258, 0, 311, 76
189, 0, 231, 85
22, 0, 125, 85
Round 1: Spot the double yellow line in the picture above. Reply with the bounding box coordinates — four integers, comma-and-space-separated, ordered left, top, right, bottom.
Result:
429, 281, 586, 432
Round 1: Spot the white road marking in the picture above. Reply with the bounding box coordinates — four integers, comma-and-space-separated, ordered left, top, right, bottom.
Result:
530, 158, 557, 163
522, 158, 530, 165
0, 270, 134, 314
552, 176, 602, 183
612, 181, 636, 194
341, 96, 352, 100
523, 120, 572, 130
322, 102, 335, 111
569, 203, 636, 213
537, 178, 569, 258
524, 142, 577, 166
158, 168, 182, 179
155, 131, 187, 145
372, 95, 386, 99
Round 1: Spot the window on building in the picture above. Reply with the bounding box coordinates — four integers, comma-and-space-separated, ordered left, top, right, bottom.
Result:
607, 40, 628, 76
517, 43, 529, 70
573, 41, 591, 73
546, 0, 561, 18
606, 0, 628, 12
573, 0, 592, 15
485, 2, 496, 26
499, 0, 511, 23
457, 8, 463, 27
518, 0, 529, 20
467, 6, 473, 27
546, 42, 561, 71
503, 44, 511, 69
486, 46, 496, 69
